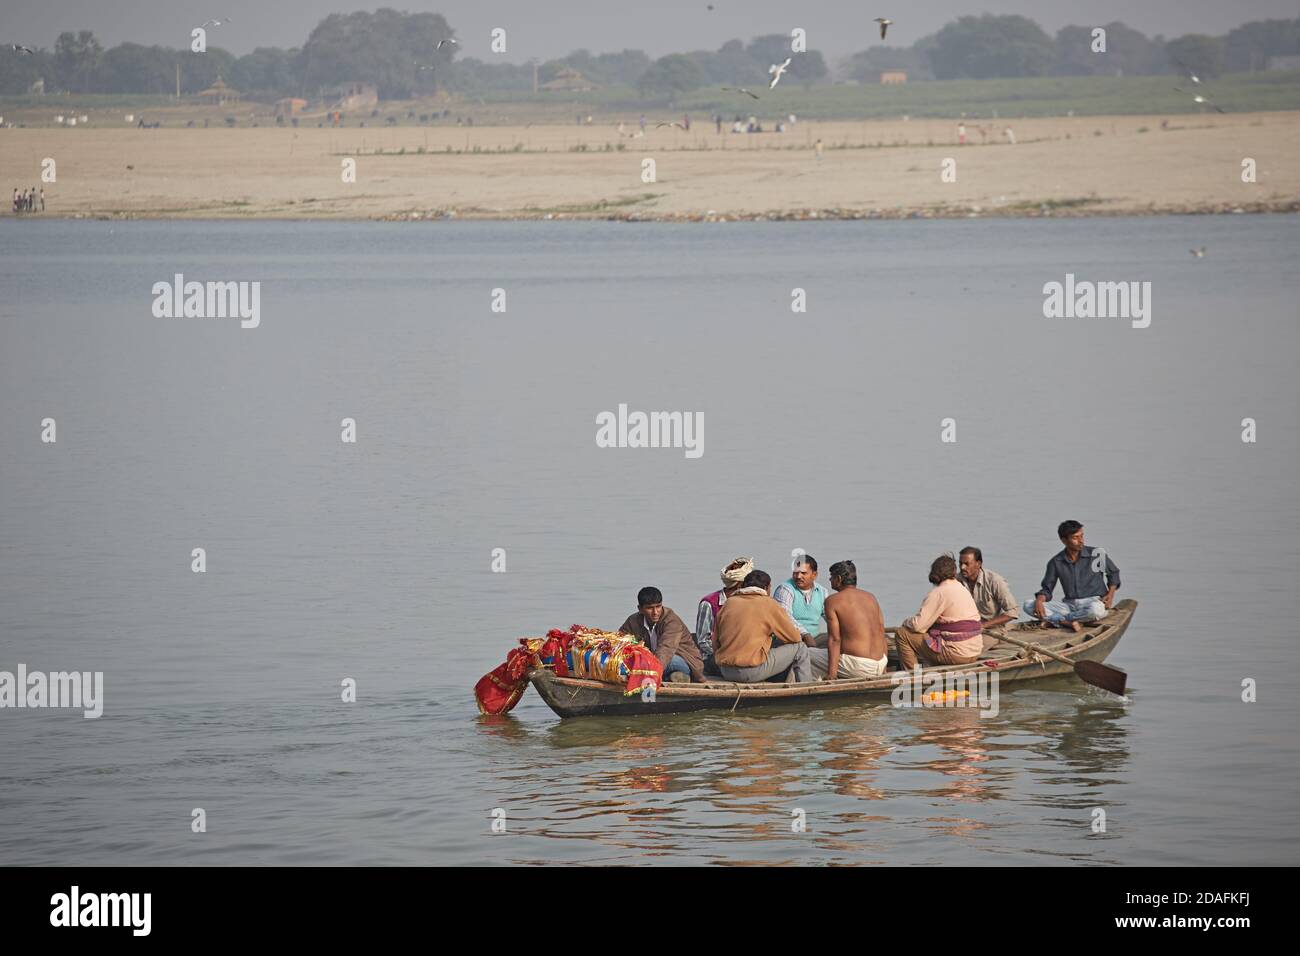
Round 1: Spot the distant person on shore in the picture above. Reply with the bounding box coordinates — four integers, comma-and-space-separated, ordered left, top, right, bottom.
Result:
639, 114, 646, 132
617, 586, 705, 683
11, 187, 18, 214
895, 554, 984, 670
773, 554, 828, 645
696, 556, 753, 674
29, 186, 37, 212
682, 113, 690, 131
39, 187, 44, 212
714, 114, 722, 134
814, 138, 824, 160
812, 561, 889, 680
1024, 520, 1119, 632
958, 123, 966, 145
1004, 126, 1016, 145
714, 569, 813, 684
958, 546, 1019, 636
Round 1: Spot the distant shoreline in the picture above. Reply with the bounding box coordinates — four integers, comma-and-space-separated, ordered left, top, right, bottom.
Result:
8, 199, 1297, 224
4, 112, 1297, 223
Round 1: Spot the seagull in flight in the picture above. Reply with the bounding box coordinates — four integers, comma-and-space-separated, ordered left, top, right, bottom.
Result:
655, 121, 686, 129
768, 57, 792, 89
200, 18, 230, 28
875, 18, 893, 40
10, 43, 35, 54
1175, 88, 1226, 113
722, 86, 760, 99
436, 37, 458, 50
1171, 59, 1201, 84
1190, 247, 1207, 258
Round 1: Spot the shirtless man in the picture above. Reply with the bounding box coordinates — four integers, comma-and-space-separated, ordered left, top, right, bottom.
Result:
810, 560, 889, 680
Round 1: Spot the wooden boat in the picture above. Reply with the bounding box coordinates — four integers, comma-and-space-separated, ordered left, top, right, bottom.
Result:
529, 598, 1136, 718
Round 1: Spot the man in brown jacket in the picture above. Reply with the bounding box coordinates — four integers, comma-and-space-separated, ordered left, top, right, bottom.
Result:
713, 570, 813, 683
617, 586, 705, 683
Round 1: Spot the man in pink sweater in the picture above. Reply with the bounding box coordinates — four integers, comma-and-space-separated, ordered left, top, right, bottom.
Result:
895, 554, 984, 669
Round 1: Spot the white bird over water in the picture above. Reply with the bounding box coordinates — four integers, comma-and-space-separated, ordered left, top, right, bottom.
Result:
1172, 59, 1201, 84
875, 18, 893, 40
768, 57, 792, 89
437, 37, 458, 50
10, 43, 35, 54
722, 86, 761, 99
1175, 88, 1226, 113
200, 18, 230, 28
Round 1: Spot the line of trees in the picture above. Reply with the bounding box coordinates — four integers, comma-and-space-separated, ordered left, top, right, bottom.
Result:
2, 11, 1298, 98
845, 15, 1300, 83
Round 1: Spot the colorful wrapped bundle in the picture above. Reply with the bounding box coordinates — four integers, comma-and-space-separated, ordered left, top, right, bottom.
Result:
562, 625, 663, 696
473, 625, 664, 715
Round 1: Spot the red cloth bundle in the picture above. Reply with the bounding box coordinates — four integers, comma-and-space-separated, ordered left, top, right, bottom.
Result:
473, 637, 544, 716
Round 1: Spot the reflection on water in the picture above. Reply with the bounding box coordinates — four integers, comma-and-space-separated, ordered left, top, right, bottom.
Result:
466, 683, 1139, 865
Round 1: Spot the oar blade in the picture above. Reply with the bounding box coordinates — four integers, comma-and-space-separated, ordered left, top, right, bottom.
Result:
1075, 659, 1127, 696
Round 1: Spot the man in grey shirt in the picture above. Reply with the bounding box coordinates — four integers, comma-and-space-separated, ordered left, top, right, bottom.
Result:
958, 546, 1019, 633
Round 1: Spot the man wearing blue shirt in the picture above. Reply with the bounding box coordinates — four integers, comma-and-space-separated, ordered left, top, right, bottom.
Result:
1024, 520, 1121, 632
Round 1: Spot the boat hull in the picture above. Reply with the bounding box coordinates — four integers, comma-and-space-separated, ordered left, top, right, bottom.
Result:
528, 599, 1136, 718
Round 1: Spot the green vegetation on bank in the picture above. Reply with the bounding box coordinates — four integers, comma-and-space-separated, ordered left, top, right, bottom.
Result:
3, 70, 1298, 124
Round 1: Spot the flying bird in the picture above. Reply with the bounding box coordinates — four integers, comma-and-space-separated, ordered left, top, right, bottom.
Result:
768, 57, 792, 89
1171, 59, 1201, 84
655, 121, 686, 129
875, 18, 893, 40
10, 44, 35, 55
722, 86, 761, 99
437, 37, 458, 50
200, 18, 230, 28
1175, 88, 1226, 113
1190, 247, 1207, 258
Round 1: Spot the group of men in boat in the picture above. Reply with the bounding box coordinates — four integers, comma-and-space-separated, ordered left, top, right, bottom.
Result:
616, 520, 1121, 685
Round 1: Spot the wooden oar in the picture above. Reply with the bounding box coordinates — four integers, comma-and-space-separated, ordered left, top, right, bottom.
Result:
884, 626, 1127, 696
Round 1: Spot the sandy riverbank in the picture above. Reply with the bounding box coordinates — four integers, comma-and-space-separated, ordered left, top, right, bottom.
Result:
2, 112, 1298, 221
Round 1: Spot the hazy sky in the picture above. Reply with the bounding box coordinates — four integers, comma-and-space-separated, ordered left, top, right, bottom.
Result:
6, 1, 1298, 64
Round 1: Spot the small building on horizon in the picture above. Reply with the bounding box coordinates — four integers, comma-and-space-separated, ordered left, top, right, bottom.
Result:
275, 97, 308, 118
196, 75, 240, 106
